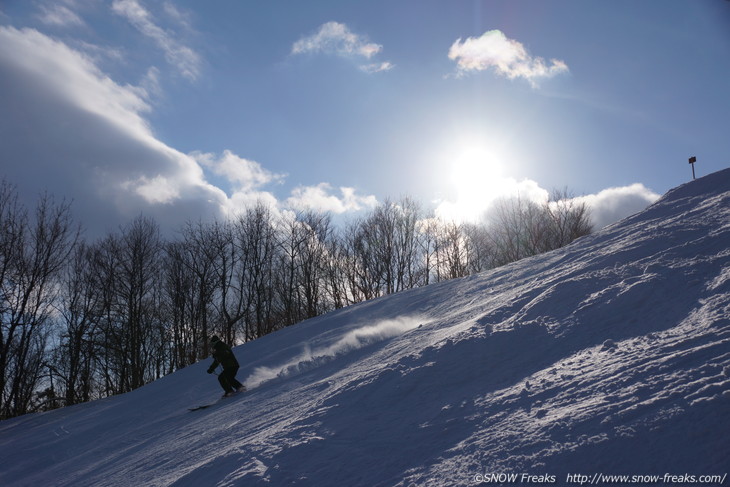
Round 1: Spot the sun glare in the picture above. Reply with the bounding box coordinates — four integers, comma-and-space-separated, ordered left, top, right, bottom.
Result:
450, 144, 505, 199
435, 139, 516, 223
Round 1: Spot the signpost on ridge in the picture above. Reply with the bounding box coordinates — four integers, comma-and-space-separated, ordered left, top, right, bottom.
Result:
688, 156, 697, 180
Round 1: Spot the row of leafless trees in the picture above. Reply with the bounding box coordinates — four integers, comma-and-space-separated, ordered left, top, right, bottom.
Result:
0, 180, 591, 418
0, 181, 78, 418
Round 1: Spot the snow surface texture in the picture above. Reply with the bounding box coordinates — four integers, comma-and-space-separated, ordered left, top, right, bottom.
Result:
1, 169, 728, 486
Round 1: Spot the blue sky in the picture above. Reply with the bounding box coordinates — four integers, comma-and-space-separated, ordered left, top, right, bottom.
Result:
1, 0, 728, 236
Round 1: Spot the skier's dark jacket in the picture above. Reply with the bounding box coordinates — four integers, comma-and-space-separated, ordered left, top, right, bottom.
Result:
209, 340, 239, 371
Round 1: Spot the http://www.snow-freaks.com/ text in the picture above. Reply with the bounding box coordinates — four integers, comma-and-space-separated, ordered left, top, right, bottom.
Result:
472, 472, 727, 485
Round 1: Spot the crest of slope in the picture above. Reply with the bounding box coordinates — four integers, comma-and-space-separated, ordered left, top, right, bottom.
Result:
0, 169, 728, 486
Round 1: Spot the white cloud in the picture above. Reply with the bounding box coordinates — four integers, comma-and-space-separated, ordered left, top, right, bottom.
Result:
111, 0, 200, 81
292, 21, 393, 73
286, 183, 378, 214
0, 26, 380, 236
448, 30, 568, 86
572, 183, 661, 229
0, 26, 152, 140
191, 150, 285, 192
0, 25, 227, 234
226, 190, 281, 218
123, 175, 180, 204
293, 21, 380, 58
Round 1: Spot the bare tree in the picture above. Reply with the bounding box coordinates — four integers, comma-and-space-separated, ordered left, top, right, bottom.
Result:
50, 243, 102, 406
346, 198, 425, 296
119, 216, 162, 390
230, 203, 280, 341
417, 216, 440, 285
0, 182, 78, 418
436, 221, 470, 280
462, 223, 496, 274
163, 221, 220, 365
90, 233, 122, 396
296, 211, 334, 319
488, 191, 592, 267
277, 212, 309, 325
92, 216, 162, 394
322, 228, 350, 310
391, 197, 423, 291
348, 216, 384, 301
544, 189, 593, 248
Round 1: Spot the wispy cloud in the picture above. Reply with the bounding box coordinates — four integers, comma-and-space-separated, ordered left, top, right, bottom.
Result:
292, 21, 394, 73
360, 61, 394, 74
111, 0, 200, 81
37, 3, 85, 28
448, 29, 568, 86
161, 1, 194, 31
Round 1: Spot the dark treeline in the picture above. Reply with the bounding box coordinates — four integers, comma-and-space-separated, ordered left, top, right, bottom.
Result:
0, 179, 591, 419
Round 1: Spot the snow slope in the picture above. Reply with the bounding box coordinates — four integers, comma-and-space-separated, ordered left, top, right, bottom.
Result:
1, 169, 728, 487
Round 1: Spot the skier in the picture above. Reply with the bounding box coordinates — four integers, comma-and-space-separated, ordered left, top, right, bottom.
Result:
207, 335, 245, 397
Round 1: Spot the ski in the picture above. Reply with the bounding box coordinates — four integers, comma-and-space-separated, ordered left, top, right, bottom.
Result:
188, 404, 214, 411
188, 387, 246, 411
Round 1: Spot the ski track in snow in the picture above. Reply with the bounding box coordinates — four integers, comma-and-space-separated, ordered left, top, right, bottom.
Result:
0, 169, 728, 486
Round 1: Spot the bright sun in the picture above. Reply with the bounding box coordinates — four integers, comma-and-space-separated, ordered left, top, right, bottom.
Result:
449, 144, 505, 199
435, 139, 515, 223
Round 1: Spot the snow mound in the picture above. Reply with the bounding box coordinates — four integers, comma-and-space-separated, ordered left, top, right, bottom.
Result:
0, 169, 728, 486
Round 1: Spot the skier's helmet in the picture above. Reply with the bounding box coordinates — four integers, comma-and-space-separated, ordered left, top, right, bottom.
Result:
210, 335, 220, 345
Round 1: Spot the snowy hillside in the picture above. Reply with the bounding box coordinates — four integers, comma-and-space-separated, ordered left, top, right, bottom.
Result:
1, 169, 728, 487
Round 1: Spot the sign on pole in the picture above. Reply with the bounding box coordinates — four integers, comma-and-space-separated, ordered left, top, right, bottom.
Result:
688, 156, 697, 180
